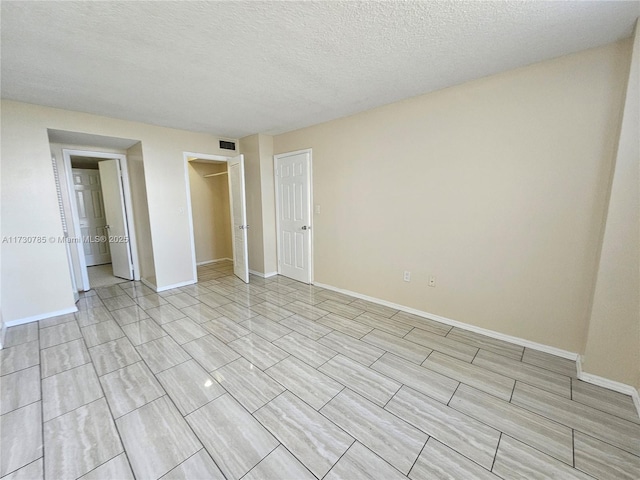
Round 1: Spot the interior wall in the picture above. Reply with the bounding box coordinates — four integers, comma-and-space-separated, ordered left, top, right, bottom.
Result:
188, 161, 232, 264
274, 39, 631, 354
583, 24, 639, 389
1, 100, 234, 322
258, 134, 278, 274
126, 142, 156, 283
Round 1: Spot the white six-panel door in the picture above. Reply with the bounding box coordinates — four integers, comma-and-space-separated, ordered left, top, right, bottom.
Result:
275, 150, 312, 283
228, 154, 249, 283
98, 160, 134, 280
72, 168, 111, 266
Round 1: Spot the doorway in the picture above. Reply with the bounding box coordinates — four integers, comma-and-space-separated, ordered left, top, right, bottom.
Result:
274, 149, 313, 284
62, 149, 140, 291
184, 152, 249, 284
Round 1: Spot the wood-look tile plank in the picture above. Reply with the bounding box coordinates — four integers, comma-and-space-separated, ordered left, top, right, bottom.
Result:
284, 301, 330, 321
449, 384, 573, 465
279, 314, 332, 341
136, 336, 191, 373
145, 304, 187, 325
392, 311, 451, 336
320, 389, 427, 474
79, 453, 134, 480
162, 449, 225, 480
446, 327, 523, 360
102, 294, 137, 312
319, 354, 400, 407
44, 398, 122, 480
88, 337, 141, 376
40, 338, 90, 378
135, 293, 168, 310
350, 299, 399, 318
473, 349, 570, 397
117, 396, 202, 480
255, 391, 353, 478
75, 307, 115, 328
572, 379, 640, 424
0, 365, 40, 415
273, 332, 338, 368
386, 386, 500, 469
202, 316, 251, 343
362, 329, 431, 364
325, 441, 407, 480
317, 313, 373, 339
267, 356, 343, 410
81, 320, 125, 348
3, 323, 38, 348
405, 328, 477, 362
422, 351, 514, 401
187, 394, 278, 480
371, 353, 458, 404
409, 438, 500, 480
121, 319, 167, 346
42, 363, 103, 421
213, 358, 284, 412
110, 305, 150, 326
162, 317, 208, 344
249, 302, 295, 322
521, 348, 577, 378
164, 292, 200, 309
511, 381, 640, 456
1, 458, 43, 480
100, 361, 164, 418
243, 445, 315, 480
183, 335, 240, 372
352, 312, 413, 337
574, 431, 640, 480
157, 360, 225, 416
181, 303, 224, 323
0, 340, 39, 376
40, 321, 81, 349
318, 331, 384, 366
493, 435, 592, 480
240, 315, 292, 342
0, 402, 42, 477
215, 302, 258, 322
228, 333, 288, 370
317, 300, 365, 320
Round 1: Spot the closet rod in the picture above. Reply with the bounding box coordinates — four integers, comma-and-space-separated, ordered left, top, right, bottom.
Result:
203, 171, 228, 178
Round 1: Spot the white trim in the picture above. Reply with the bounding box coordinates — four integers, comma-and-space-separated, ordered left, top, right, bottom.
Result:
197, 258, 233, 266
5, 306, 78, 328
141, 277, 157, 292
156, 279, 196, 292
183, 151, 234, 285
0, 313, 7, 350
313, 281, 578, 360
249, 269, 278, 278
274, 148, 314, 284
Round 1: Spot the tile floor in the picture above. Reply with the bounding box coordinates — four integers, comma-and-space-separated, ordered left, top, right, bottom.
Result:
1, 260, 639, 479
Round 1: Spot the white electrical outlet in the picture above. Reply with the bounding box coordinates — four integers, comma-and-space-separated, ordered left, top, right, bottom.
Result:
403, 271, 411, 282
429, 276, 436, 287
315, 205, 321, 214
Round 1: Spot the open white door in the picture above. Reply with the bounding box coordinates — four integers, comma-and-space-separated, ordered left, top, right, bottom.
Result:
228, 154, 249, 283
275, 150, 312, 283
98, 160, 134, 280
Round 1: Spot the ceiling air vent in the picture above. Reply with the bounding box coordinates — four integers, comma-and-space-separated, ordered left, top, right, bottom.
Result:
220, 140, 236, 150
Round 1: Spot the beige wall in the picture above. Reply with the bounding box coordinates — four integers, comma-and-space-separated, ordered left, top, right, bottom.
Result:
188, 161, 232, 263
239, 133, 278, 275
274, 40, 631, 354
583, 25, 639, 388
1, 100, 234, 322
126, 142, 156, 282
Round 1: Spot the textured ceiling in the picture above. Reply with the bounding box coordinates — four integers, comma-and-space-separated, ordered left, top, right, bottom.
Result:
2, 1, 639, 138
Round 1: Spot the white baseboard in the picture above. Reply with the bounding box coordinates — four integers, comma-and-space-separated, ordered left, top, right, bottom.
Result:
249, 269, 278, 278
197, 258, 232, 266
156, 279, 196, 292
4, 306, 78, 328
578, 370, 640, 417
313, 281, 578, 360
141, 278, 157, 292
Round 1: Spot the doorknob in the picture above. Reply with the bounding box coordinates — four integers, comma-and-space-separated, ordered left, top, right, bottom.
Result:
301, 225, 310, 230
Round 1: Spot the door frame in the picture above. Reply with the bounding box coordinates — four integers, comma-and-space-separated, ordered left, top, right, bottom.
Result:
183, 151, 237, 283
62, 149, 141, 290
273, 148, 314, 284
